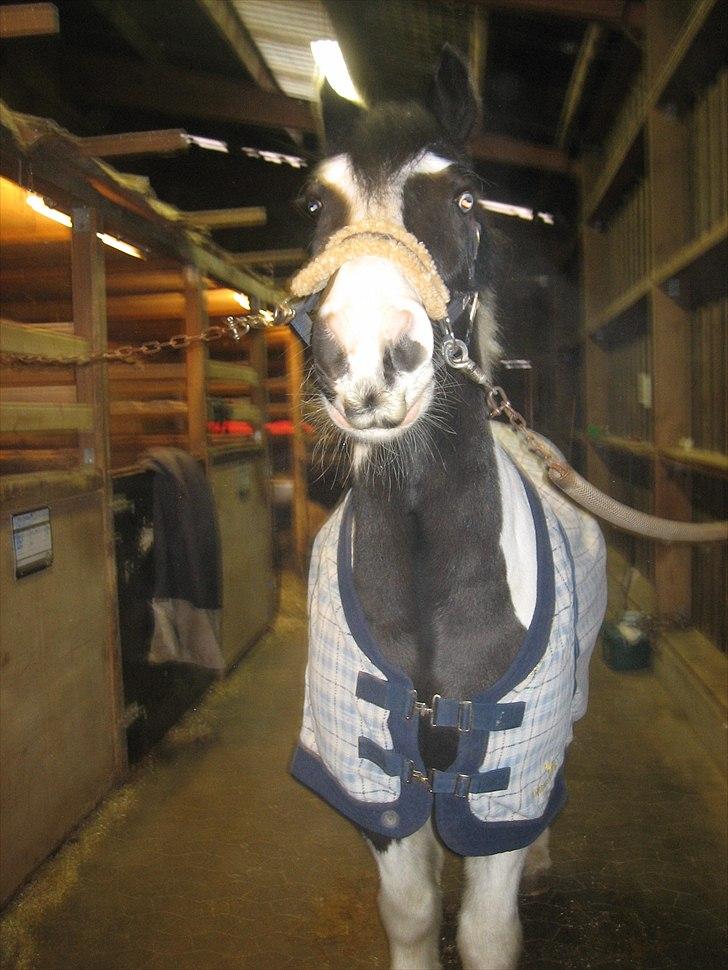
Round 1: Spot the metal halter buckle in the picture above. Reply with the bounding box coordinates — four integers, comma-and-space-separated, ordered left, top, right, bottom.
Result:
405, 762, 433, 789
456, 700, 474, 733
405, 691, 442, 726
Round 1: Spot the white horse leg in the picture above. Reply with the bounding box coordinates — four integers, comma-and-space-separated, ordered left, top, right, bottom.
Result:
521, 826, 552, 894
367, 820, 444, 970
457, 846, 528, 970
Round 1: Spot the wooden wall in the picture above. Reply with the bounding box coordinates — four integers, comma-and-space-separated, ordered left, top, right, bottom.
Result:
580, 0, 727, 765
0, 473, 123, 904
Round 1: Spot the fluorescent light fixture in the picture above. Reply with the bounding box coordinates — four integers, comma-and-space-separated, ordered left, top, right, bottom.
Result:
27, 194, 144, 258
187, 134, 229, 153
480, 199, 534, 221
479, 198, 555, 226
96, 233, 144, 259
234, 292, 251, 310
242, 147, 307, 169
26, 192, 72, 227
310, 39, 361, 103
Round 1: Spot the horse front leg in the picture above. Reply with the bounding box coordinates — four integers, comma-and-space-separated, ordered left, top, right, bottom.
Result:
367, 820, 444, 970
457, 846, 528, 970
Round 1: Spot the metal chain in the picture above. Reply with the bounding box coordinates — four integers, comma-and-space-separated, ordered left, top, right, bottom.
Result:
441, 330, 556, 468
0, 305, 295, 368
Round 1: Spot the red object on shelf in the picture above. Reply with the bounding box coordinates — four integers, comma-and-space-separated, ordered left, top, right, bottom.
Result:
207, 420, 255, 436
265, 419, 315, 436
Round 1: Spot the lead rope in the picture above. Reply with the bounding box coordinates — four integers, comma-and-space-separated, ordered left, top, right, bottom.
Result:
440, 325, 728, 544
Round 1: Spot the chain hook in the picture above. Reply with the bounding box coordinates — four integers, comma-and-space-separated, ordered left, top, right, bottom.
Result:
225, 316, 250, 341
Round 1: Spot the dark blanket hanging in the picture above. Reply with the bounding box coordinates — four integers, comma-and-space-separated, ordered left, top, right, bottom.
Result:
144, 448, 224, 671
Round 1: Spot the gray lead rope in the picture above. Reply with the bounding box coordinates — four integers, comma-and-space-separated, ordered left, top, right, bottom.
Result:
437, 318, 727, 544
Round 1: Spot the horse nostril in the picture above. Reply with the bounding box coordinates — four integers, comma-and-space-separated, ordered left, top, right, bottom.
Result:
383, 332, 427, 383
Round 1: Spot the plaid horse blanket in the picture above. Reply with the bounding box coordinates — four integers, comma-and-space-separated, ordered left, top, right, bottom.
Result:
292, 425, 606, 855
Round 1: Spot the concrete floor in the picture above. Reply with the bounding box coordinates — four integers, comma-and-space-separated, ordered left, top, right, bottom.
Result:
1, 570, 726, 970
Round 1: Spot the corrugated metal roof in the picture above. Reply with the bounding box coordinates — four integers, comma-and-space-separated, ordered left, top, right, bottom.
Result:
233, 0, 337, 101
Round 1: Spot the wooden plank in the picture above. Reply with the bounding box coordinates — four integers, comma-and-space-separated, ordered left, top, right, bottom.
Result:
0, 385, 76, 404
0, 448, 78, 473
465, 0, 643, 30
283, 332, 308, 569
109, 400, 188, 416
65, 50, 316, 133
0, 365, 75, 387
234, 248, 307, 266
183, 207, 267, 229
651, 286, 692, 617
206, 359, 259, 386
70, 205, 127, 782
0, 318, 89, 360
108, 362, 185, 381
194, 0, 279, 91
77, 130, 191, 158
207, 400, 262, 424
183, 266, 208, 459
468, 132, 577, 176
0, 3, 58, 38
556, 24, 603, 149
0, 401, 93, 432
3, 289, 266, 323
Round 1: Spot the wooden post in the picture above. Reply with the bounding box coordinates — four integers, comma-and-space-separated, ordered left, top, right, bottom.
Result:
284, 331, 308, 570
650, 286, 692, 619
71, 205, 127, 779
183, 266, 208, 460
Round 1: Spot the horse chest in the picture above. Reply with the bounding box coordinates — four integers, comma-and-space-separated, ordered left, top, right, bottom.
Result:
351, 452, 528, 705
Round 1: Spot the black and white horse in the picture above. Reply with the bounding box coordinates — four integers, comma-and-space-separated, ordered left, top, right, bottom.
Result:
291, 46, 606, 970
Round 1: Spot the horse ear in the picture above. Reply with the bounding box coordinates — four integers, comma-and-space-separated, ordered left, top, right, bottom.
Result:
319, 80, 364, 153
429, 44, 480, 144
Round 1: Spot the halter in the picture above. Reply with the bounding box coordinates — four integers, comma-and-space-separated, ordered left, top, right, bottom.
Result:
287, 218, 480, 347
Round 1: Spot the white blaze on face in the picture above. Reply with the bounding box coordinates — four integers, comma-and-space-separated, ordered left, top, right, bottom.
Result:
315, 151, 453, 440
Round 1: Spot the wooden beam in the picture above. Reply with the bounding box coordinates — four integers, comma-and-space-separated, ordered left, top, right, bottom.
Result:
65, 51, 316, 133
468, 132, 578, 176
0, 3, 58, 38
469, 7, 488, 94
77, 130, 192, 158
0, 402, 93, 433
183, 207, 267, 229
194, 0, 279, 92
90, 0, 163, 63
463, 0, 643, 31
556, 24, 603, 150
233, 248, 307, 266
206, 359, 260, 387
183, 266, 208, 459
0, 318, 89, 360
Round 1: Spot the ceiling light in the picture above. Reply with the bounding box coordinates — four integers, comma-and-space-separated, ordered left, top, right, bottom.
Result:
26, 192, 72, 227
310, 39, 361, 103
27, 194, 144, 257
187, 135, 229, 153
96, 233, 144, 259
242, 147, 307, 169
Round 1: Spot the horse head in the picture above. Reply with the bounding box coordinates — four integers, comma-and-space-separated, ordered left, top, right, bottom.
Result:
292, 46, 498, 453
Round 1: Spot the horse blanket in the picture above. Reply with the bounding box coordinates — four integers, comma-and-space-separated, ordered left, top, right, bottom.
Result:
291, 425, 606, 854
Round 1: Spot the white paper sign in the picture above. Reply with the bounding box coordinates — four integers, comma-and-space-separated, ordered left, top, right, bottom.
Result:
12, 507, 53, 578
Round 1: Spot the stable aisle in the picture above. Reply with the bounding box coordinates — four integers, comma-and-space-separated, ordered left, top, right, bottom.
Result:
1, 570, 726, 970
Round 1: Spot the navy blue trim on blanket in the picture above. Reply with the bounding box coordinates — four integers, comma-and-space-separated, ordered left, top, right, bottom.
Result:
290, 745, 432, 839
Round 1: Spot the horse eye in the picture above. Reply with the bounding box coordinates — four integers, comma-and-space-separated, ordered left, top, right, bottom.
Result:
307, 197, 323, 215
457, 192, 474, 213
